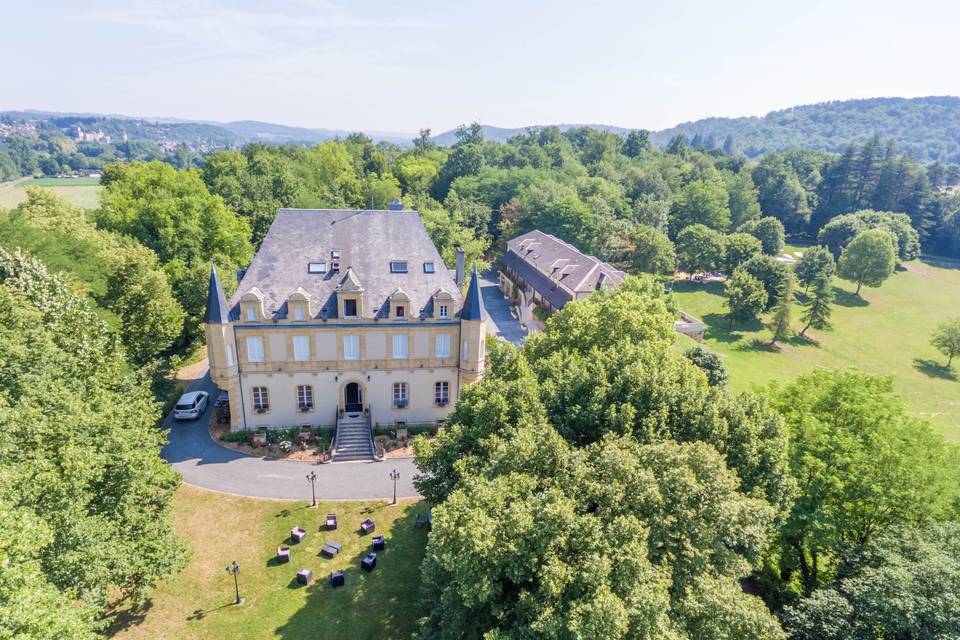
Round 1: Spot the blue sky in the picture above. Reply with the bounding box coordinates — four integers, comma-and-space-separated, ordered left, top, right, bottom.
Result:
4, 0, 959, 134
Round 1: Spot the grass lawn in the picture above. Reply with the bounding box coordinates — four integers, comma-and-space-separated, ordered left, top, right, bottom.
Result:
0, 177, 102, 209
110, 485, 428, 640
671, 255, 960, 441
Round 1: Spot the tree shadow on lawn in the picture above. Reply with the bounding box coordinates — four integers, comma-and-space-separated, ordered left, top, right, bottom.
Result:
913, 358, 958, 381
103, 599, 155, 636
833, 287, 869, 308
702, 313, 763, 344
921, 255, 960, 270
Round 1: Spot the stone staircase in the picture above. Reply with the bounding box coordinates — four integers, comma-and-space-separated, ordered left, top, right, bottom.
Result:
332, 413, 375, 462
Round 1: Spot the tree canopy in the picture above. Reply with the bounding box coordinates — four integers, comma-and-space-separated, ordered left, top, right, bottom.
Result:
0, 248, 187, 635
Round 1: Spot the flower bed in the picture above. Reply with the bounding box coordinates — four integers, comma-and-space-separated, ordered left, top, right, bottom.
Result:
210, 416, 333, 461
373, 424, 438, 458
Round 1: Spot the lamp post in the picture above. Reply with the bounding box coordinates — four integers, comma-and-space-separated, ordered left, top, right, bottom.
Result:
389, 468, 400, 505
226, 560, 243, 605
306, 470, 317, 507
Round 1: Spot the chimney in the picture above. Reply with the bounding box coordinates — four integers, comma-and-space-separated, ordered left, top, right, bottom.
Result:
387, 199, 404, 211
455, 246, 465, 286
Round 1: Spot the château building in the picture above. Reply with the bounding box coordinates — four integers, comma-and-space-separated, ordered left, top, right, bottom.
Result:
204, 207, 487, 436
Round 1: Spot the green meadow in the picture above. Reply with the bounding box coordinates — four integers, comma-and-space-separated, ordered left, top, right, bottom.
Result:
0, 176, 102, 209
672, 251, 960, 441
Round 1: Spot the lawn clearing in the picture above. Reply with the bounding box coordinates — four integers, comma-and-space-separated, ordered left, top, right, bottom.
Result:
0, 177, 102, 209
110, 484, 428, 640
671, 256, 960, 441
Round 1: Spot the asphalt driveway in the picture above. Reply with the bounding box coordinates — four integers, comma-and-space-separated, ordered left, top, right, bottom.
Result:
160, 367, 419, 501
479, 270, 527, 346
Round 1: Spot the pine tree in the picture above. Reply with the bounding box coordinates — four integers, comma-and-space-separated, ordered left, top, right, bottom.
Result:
770, 272, 795, 345
800, 275, 834, 337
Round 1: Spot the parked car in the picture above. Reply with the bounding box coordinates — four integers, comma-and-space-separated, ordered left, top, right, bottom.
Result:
173, 391, 209, 420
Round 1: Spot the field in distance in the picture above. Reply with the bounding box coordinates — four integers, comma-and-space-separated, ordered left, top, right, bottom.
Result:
0, 176, 102, 209
672, 248, 960, 441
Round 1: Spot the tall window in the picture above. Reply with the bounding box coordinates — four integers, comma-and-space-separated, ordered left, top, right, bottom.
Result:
252, 386, 269, 411
344, 298, 358, 317
395, 305, 405, 318
225, 344, 235, 367
246, 307, 256, 321
435, 333, 450, 358
293, 306, 305, 321
461, 339, 469, 361
439, 304, 448, 318
393, 382, 408, 407
246, 336, 264, 363
297, 385, 313, 410
435, 381, 449, 405
393, 334, 408, 359
293, 335, 310, 361
343, 335, 360, 360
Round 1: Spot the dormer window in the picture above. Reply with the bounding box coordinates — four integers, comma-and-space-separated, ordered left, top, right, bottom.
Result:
308, 261, 326, 274
287, 288, 312, 322
423, 262, 435, 274
431, 287, 454, 320
390, 261, 408, 273
396, 305, 405, 318
240, 288, 265, 322
344, 299, 358, 317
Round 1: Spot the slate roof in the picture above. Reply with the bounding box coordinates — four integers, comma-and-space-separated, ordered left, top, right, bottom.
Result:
460, 265, 486, 321
502, 250, 574, 309
228, 208, 463, 320
504, 230, 625, 304
203, 262, 231, 324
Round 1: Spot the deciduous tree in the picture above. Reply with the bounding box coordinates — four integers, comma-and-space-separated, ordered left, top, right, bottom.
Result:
725, 268, 768, 324
769, 370, 959, 593
931, 317, 960, 367
676, 224, 726, 275
837, 228, 897, 295
794, 246, 836, 294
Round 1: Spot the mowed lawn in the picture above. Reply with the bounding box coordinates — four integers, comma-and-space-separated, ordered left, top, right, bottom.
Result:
111, 485, 429, 640
0, 177, 102, 209
671, 254, 960, 441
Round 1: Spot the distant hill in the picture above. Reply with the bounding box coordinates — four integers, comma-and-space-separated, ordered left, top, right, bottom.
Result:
649, 96, 960, 162
7, 96, 960, 161
222, 120, 411, 146
431, 123, 631, 146
433, 97, 960, 162
0, 110, 412, 149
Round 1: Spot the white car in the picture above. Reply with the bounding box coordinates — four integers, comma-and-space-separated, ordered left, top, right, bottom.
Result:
173, 391, 209, 420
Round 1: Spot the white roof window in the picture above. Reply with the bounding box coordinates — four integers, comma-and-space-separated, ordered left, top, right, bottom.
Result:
331, 249, 341, 259
390, 260, 408, 273
423, 261, 435, 273
308, 261, 326, 274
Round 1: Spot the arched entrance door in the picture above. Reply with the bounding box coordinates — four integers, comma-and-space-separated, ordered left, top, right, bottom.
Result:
344, 382, 363, 413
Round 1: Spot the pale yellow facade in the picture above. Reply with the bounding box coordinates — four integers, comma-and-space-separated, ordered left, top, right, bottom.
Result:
207, 318, 477, 430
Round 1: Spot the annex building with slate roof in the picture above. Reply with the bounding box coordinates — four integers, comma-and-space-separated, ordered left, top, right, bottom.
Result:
498, 229, 625, 326
205, 207, 487, 437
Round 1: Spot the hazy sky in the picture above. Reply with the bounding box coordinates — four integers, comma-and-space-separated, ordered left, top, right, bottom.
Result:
4, 0, 959, 134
